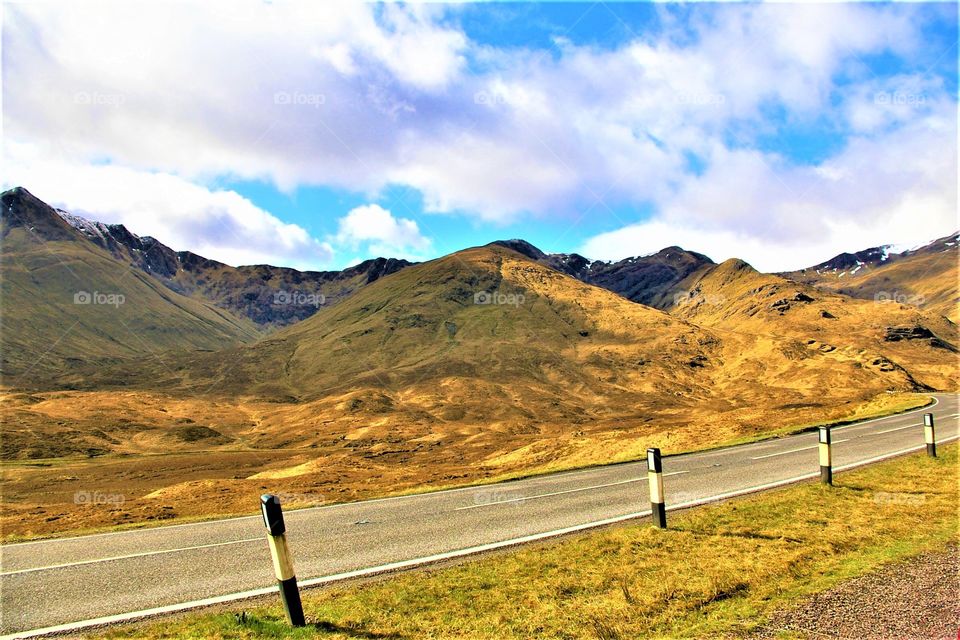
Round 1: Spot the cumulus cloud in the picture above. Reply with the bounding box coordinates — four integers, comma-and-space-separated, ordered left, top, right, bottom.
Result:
3, 143, 333, 270
335, 204, 431, 259
581, 99, 957, 271
3, 1, 955, 270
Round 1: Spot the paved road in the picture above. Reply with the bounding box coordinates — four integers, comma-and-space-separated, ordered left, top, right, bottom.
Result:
1, 394, 957, 637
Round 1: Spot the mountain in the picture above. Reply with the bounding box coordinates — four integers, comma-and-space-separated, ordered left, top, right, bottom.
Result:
0, 187, 261, 382
490, 240, 715, 308
668, 257, 958, 391
783, 233, 959, 322
75, 244, 718, 403
6, 236, 959, 537
56, 205, 413, 328
58, 243, 958, 423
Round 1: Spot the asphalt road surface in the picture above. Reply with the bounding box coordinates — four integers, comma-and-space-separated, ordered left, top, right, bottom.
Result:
1, 394, 956, 637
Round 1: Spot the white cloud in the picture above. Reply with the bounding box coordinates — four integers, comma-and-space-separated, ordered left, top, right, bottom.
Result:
581, 100, 957, 271
2, 1, 954, 268
335, 204, 431, 259
3, 143, 333, 270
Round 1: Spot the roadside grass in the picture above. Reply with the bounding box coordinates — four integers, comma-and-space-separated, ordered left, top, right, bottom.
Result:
3, 392, 931, 544
101, 444, 958, 640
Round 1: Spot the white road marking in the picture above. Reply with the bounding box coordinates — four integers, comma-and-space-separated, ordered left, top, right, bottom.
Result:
0, 537, 262, 577
830, 397, 940, 433
684, 398, 945, 461
874, 412, 959, 435
4, 435, 956, 640
454, 472, 689, 511
750, 439, 849, 460
875, 424, 918, 435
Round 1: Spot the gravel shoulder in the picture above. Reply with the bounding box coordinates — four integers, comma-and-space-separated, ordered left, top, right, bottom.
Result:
751, 545, 959, 640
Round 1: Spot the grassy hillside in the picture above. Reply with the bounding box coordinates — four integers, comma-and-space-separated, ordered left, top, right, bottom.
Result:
189, 245, 714, 399
3, 242, 954, 538
98, 445, 958, 640
0, 187, 260, 384
668, 258, 958, 392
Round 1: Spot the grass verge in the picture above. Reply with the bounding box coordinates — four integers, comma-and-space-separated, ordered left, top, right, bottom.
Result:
100, 444, 958, 639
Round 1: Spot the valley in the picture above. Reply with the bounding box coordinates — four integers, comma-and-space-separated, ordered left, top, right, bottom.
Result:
2, 188, 957, 540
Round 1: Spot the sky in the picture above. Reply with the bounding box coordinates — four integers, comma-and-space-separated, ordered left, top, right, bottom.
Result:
3, 1, 957, 272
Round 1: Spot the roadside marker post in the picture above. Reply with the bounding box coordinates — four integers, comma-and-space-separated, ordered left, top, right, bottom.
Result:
260, 494, 305, 627
924, 413, 936, 458
818, 427, 832, 485
647, 448, 667, 528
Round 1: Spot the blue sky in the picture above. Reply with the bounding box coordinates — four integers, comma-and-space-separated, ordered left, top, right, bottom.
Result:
4, 2, 957, 271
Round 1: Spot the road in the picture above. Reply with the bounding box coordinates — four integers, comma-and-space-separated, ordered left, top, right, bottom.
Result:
1, 394, 957, 637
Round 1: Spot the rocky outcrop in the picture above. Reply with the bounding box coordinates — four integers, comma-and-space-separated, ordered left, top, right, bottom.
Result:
885, 326, 958, 352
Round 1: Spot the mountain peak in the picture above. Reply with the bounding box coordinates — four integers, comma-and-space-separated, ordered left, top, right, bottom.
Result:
1, 186, 80, 242
488, 239, 547, 261
715, 257, 757, 273
652, 245, 715, 264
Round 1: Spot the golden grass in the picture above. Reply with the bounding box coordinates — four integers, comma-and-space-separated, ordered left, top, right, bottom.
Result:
0, 390, 932, 542
100, 445, 959, 640
3, 247, 955, 540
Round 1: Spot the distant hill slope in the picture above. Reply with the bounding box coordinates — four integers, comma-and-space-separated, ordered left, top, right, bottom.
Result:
668, 257, 958, 391
490, 240, 714, 308
93, 245, 717, 404
63, 244, 958, 446
782, 233, 959, 322
54, 200, 412, 329
0, 187, 261, 382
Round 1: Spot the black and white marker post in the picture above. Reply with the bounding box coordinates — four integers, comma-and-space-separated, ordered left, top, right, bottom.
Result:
818, 426, 832, 485
647, 447, 667, 528
260, 494, 305, 627
924, 413, 937, 458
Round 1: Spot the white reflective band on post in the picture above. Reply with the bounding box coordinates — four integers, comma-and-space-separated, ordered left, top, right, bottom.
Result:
819, 442, 831, 467
648, 471, 664, 504
924, 425, 935, 445
268, 535, 296, 582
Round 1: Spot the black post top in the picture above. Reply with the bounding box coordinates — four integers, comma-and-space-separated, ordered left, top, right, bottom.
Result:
261, 494, 286, 536
646, 448, 662, 473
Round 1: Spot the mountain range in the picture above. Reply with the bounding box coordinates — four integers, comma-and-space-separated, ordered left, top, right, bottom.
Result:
2, 186, 957, 537
782, 233, 959, 322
